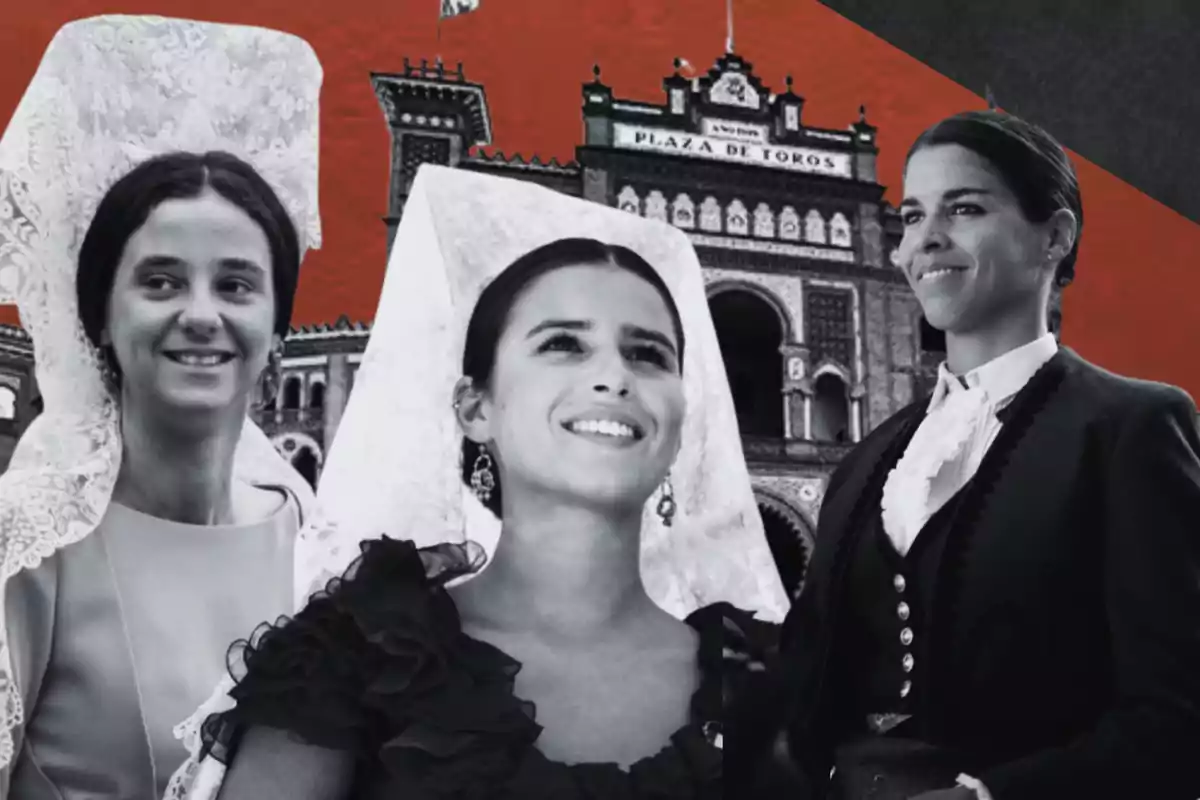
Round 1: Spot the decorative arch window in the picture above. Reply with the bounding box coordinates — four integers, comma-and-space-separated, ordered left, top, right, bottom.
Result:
644, 190, 668, 221
805, 209, 827, 244
830, 212, 852, 247
291, 446, 320, 489
309, 380, 326, 411
753, 203, 775, 238
617, 185, 641, 214
805, 286, 854, 371
671, 193, 696, 229
699, 196, 722, 232
708, 288, 785, 438
281, 376, 303, 410
725, 199, 749, 236
778, 206, 801, 241
669, 88, 686, 115
274, 434, 324, 488
811, 372, 850, 443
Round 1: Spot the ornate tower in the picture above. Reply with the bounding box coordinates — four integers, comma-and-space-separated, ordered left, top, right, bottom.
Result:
371, 58, 493, 253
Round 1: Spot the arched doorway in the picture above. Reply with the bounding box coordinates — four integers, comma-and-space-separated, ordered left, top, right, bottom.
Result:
281, 376, 302, 410
709, 288, 785, 437
811, 371, 850, 443
756, 491, 816, 600
292, 447, 319, 488
272, 433, 324, 490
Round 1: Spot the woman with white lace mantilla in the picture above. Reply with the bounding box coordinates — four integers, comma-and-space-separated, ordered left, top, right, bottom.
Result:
731, 110, 1200, 800
0, 17, 323, 799
170, 165, 789, 799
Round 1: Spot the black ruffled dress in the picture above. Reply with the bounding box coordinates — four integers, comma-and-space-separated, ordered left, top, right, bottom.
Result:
200, 536, 779, 799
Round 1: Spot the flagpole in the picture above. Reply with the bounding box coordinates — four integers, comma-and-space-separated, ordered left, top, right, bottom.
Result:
726, 0, 734, 53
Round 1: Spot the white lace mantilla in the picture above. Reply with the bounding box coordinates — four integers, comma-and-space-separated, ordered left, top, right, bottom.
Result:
0, 14, 324, 784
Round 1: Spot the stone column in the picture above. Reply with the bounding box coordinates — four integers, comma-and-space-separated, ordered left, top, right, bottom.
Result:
780, 342, 811, 441
323, 353, 351, 449
849, 381, 867, 442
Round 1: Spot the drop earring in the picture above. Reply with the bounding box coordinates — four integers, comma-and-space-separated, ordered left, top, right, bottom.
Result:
470, 447, 496, 503
656, 475, 677, 527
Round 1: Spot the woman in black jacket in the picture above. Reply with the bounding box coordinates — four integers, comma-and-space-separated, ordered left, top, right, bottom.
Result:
732, 109, 1200, 800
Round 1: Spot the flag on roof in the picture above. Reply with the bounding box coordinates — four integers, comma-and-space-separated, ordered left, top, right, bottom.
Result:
441, 0, 480, 19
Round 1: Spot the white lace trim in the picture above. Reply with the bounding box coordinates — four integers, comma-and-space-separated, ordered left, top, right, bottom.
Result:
0, 13, 323, 786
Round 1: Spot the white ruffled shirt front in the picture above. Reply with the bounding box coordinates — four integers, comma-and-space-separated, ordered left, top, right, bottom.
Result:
880, 333, 1059, 556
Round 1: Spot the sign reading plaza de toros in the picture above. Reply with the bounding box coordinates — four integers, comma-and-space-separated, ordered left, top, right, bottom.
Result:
612, 122, 854, 178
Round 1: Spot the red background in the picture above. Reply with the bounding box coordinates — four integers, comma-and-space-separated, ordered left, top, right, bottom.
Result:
2, 0, 1196, 394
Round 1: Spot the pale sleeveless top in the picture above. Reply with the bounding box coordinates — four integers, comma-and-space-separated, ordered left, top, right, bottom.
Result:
5, 486, 298, 799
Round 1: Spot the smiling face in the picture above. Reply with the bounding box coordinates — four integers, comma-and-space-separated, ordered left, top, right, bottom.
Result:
461, 262, 685, 516
898, 143, 1057, 336
104, 187, 278, 416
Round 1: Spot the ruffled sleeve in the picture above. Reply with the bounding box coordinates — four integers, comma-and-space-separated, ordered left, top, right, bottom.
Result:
199, 536, 486, 764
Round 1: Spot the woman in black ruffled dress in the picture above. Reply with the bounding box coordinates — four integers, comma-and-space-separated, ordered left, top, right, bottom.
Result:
187, 168, 789, 800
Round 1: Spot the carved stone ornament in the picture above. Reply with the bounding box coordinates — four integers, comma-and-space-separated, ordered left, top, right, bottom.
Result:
708, 71, 761, 110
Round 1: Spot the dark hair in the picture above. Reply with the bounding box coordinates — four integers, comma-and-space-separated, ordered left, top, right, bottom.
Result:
906, 110, 1083, 288
459, 237, 686, 517
76, 150, 301, 381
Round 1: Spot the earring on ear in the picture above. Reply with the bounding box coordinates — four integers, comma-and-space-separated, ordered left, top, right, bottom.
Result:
470, 446, 496, 503
656, 475, 677, 527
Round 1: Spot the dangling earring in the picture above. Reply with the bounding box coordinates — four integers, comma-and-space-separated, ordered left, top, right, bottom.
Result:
656, 475, 677, 527
470, 447, 496, 503
255, 342, 284, 411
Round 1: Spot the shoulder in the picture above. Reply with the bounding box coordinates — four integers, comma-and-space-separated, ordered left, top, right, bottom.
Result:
204, 536, 487, 753
1063, 349, 1197, 429
280, 536, 485, 644
236, 480, 306, 526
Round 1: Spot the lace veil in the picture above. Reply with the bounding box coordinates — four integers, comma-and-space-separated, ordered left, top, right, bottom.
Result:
314, 163, 790, 617
0, 14, 323, 774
